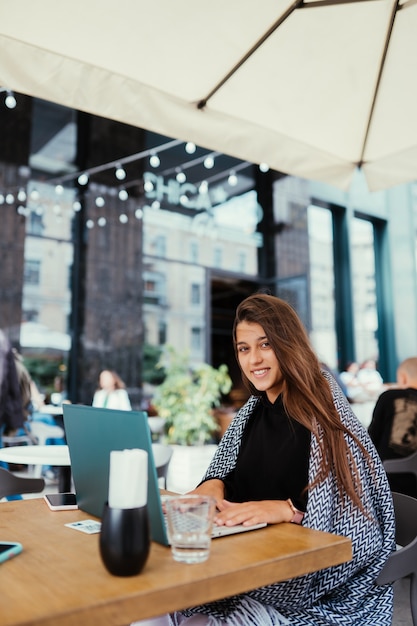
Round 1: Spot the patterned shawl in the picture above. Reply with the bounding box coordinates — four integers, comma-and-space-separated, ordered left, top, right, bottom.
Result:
175, 371, 395, 625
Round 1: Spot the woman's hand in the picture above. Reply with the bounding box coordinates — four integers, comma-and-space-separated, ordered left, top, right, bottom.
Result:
214, 499, 294, 527
187, 479, 225, 508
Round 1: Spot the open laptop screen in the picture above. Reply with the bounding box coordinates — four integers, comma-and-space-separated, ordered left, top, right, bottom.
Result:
63, 404, 169, 545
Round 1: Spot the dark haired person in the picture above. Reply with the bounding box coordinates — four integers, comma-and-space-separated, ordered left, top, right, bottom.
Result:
369, 356, 417, 497
137, 294, 395, 626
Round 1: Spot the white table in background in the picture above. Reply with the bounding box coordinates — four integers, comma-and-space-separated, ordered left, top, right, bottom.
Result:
0, 445, 71, 492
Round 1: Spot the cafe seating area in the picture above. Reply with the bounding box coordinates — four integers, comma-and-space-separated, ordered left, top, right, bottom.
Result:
0, 403, 415, 625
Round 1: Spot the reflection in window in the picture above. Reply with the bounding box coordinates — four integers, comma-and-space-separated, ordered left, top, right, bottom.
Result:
307, 205, 337, 369
190, 240, 199, 263
350, 217, 379, 364
191, 283, 201, 305
213, 247, 222, 268
24, 259, 41, 285
27, 212, 44, 236
191, 327, 202, 351
237, 251, 247, 272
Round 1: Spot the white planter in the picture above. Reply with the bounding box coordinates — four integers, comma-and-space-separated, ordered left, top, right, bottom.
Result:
166, 444, 218, 494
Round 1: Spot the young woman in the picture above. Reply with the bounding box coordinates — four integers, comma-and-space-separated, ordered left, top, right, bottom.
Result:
92, 369, 132, 411
138, 293, 395, 626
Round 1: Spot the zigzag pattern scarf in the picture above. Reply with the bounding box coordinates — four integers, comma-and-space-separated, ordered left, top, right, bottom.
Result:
172, 372, 395, 625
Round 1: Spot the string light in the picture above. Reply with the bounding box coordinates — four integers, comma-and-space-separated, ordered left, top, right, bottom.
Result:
115, 165, 126, 180
228, 171, 238, 186
185, 142, 196, 154
149, 154, 160, 168
176, 170, 186, 183
118, 189, 128, 201
204, 156, 215, 169
4, 90, 16, 109
259, 162, 270, 173
78, 173, 89, 186
17, 188, 27, 202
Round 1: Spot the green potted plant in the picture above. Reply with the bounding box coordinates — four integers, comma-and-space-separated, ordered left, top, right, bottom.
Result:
152, 346, 233, 446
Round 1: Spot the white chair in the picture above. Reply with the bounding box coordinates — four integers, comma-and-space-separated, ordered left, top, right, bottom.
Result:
151, 443, 173, 489
25, 421, 65, 478
29, 421, 65, 446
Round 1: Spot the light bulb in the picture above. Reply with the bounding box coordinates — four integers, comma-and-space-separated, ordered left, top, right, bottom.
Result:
185, 142, 196, 154
5, 193, 14, 204
151, 200, 160, 210
73, 201, 82, 212
150, 154, 160, 168
95, 196, 105, 207
118, 189, 128, 201
17, 189, 27, 202
0, 194, 4, 204
115, 166, 126, 180
259, 162, 269, 173
135, 208, 143, 220
78, 173, 89, 186
199, 181, 208, 194
119, 214, 128, 224
144, 180, 154, 193
86, 219, 94, 229
55, 184, 64, 195
176, 171, 186, 183
228, 172, 238, 186
5, 91, 16, 109
98, 217, 106, 227
204, 156, 215, 169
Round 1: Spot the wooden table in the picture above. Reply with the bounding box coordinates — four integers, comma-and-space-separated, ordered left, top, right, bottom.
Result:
0, 498, 351, 626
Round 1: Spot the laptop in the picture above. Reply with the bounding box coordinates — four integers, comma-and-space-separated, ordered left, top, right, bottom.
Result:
63, 404, 266, 546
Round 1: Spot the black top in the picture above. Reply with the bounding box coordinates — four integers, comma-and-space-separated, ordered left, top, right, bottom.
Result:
368, 387, 417, 497
222, 395, 310, 511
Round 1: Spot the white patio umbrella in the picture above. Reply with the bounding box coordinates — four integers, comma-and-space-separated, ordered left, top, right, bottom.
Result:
0, 0, 416, 191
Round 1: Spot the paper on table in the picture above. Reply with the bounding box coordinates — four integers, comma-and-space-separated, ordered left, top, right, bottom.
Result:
108, 449, 148, 509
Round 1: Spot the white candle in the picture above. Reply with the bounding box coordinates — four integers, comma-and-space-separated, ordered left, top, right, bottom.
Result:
108, 449, 148, 509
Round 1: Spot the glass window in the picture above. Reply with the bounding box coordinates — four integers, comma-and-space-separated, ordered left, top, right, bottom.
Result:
190, 240, 199, 263
26, 212, 44, 236
24, 259, 41, 285
213, 247, 222, 268
307, 205, 337, 369
154, 235, 166, 257
237, 251, 246, 272
191, 327, 202, 351
191, 283, 201, 305
350, 217, 379, 364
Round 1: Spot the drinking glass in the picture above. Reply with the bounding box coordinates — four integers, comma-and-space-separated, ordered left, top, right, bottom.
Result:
165, 495, 216, 564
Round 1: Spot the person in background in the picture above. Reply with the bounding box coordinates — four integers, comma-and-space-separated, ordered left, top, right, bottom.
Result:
0, 330, 25, 437
368, 356, 417, 497
339, 361, 362, 402
92, 369, 131, 411
136, 293, 395, 626
356, 358, 384, 401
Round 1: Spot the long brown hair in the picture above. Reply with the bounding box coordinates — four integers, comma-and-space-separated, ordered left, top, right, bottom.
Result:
233, 293, 370, 511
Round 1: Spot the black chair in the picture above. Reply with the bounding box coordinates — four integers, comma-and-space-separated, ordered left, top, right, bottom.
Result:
376, 491, 417, 625
383, 449, 417, 483
0, 466, 45, 500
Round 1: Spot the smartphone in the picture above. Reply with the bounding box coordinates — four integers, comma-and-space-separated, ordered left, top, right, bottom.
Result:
0, 542, 23, 564
44, 493, 78, 511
